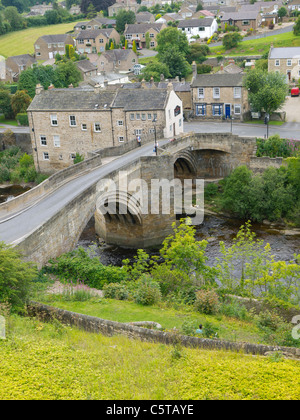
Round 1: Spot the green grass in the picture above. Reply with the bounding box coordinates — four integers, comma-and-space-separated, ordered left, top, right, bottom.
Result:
39, 295, 264, 345
210, 31, 300, 57
0, 115, 18, 127
0, 315, 299, 400
244, 120, 285, 126
0, 22, 83, 58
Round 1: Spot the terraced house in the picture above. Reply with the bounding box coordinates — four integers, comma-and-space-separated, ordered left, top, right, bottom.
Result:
191, 70, 249, 121
34, 34, 75, 60
75, 29, 120, 54
268, 46, 300, 82
124, 23, 166, 49
27, 83, 183, 172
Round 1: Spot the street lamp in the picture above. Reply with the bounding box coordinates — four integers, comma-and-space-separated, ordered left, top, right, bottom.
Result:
152, 116, 157, 156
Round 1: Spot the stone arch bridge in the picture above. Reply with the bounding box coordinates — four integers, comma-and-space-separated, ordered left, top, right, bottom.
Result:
0, 132, 258, 267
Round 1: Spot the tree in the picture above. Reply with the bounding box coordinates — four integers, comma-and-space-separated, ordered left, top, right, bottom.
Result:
3, 6, 23, 30
87, 2, 97, 19
156, 27, 190, 57
0, 89, 14, 119
0, 241, 37, 312
294, 16, 300, 35
222, 32, 242, 49
44, 10, 62, 25
141, 62, 170, 82
159, 45, 192, 79
53, 60, 83, 88
244, 69, 288, 117
80, 0, 115, 14
196, 3, 203, 11
18, 68, 38, 98
186, 43, 209, 64
132, 39, 137, 54
116, 9, 136, 33
278, 7, 287, 22
11, 90, 32, 116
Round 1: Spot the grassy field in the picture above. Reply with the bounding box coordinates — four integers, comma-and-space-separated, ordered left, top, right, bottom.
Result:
39, 294, 266, 345
0, 115, 18, 127
0, 315, 299, 400
209, 31, 300, 57
0, 22, 80, 58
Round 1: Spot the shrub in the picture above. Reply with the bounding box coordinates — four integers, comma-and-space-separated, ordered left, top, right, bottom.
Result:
16, 113, 29, 126
204, 182, 218, 200
219, 301, 249, 321
134, 275, 162, 306
103, 283, 129, 300
194, 289, 220, 314
202, 321, 219, 338
181, 320, 197, 336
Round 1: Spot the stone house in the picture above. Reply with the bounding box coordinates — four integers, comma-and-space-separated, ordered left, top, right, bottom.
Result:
5, 54, 37, 82
30, 2, 53, 16
75, 60, 98, 80
178, 18, 218, 41
34, 34, 75, 61
27, 83, 183, 172
287, 0, 300, 14
124, 23, 166, 49
191, 68, 249, 120
96, 49, 138, 72
74, 18, 117, 33
136, 12, 155, 24
108, 1, 139, 17
76, 29, 120, 54
220, 10, 262, 31
268, 46, 300, 82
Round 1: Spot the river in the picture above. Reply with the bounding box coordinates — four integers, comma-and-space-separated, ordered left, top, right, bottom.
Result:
77, 214, 300, 268
0, 185, 31, 204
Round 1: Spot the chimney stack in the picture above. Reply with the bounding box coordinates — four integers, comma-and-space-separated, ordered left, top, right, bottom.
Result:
192, 61, 197, 80
94, 83, 101, 93
35, 84, 44, 95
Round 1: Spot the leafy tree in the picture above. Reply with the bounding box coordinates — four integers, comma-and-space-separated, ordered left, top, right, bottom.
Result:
0, 88, 14, 119
156, 27, 190, 57
244, 69, 288, 116
0, 241, 37, 312
222, 32, 242, 49
80, 0, 115, 14
186, 43, 209, 64
294, 16, 300, 35
159, 45, 192, 79
17, 68, 37, 98
141, 62, 170, 82
196, 3, 203, 11
87, 2, 97, 18
44, 9, 62, 25
116, 9, 136, 33
3, 6, 23, 30
278, 7, 287, 21
11, 90, 32, 116
132, 39, 137, 53
53, 60, 83, 88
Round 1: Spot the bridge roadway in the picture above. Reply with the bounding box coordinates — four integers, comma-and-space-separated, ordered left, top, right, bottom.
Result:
0, 140, 166, 246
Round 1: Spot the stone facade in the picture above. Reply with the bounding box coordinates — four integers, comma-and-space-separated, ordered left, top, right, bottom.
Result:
108, 1, 139, 17
124, 23, 166, 49
5, 55, 37, 82
96, 49, 138, 73
27, 83, 183, 173
220, 11, 262, 31
268, 46, 300, 82
34, 34, 75, 61
76, 28, 120, 54
191, 69, 249, 121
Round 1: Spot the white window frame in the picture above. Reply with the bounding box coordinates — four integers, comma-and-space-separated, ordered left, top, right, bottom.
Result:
234, 87, 241, 98
53, 135, 61, 148
275, 59, 280, 66
130, 113, 134, 120
94, 123, 101, 132
118, 136, 124, 143
136, 113, 140, 120
50, 114, 58, 126
81, 123, 87, 131
117, 120, 124, 126
69, 115, 77, 127
287, 59, 292, 66
40, 135, 47, 146
43, 152, 49, 160
135, 129, 142, 135
198, 88, 205, 99
234, 104, 241, 115
213, 87, 220, 99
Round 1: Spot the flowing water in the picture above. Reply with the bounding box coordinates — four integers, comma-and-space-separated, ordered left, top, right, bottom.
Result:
77, 214, 300, 268
0, 185, 31, 204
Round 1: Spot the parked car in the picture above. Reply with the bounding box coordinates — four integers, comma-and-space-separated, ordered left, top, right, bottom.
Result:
291, 87, 300, 97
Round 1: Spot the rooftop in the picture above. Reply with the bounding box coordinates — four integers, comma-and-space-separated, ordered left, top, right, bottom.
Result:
269, 47, 300, 59
191, 73, 244, 87
178, 18, 215, 28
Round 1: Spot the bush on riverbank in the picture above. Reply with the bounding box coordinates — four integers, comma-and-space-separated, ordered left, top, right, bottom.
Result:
256, 135, 300, 158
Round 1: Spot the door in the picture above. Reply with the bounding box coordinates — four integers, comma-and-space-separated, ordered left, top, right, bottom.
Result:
49, 52, 53, 59
225, 104, 231, 119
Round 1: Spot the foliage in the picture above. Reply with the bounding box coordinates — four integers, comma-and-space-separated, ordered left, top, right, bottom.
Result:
197, 63, 212, 74
244, 69, 288, 115
16, 113, 29, 126
48, 247, 126, 289
202, 321, 219, 339
294, 16, 300, 36
133, 275, 162, 306
186, 43, 209, 64
103, 282, 129, 300
11, 90, 32, 116
222, 32, 243, 49
141, 62, 170, 82
115, 9, 136, 33
278, 7, 287, 21
0, 242, 37, 312
194, 289, 220, 315
73, 152, 84, 164
0, 88, 14, 119
256, 135, 300, 158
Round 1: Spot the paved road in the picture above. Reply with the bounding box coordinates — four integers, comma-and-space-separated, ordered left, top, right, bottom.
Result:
0, 126, 30, 133
211, 23, 295, 48
0, 139, 163, 245
184, 120, 300, 140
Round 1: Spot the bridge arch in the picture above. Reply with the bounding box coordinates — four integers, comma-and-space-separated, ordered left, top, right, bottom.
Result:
173, 149, 197, 180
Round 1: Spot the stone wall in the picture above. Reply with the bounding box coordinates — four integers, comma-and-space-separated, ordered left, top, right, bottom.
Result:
250, 156, 284, 174
27, 302, 300, 357
0, 132, 32, 154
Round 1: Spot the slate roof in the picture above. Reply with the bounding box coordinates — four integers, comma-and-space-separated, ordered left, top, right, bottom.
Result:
27, 89, 116, 111
111, 88, 169, 111
7, 54, 36, 66
269, 47, 300, 59
191, 73, 244, 88
75, 60, 97, 73
124, 23, 164, 34
178, 18, 215, 28
76, 28, 115, 40
221, 11, 260, 21
38, 34, 71, 44
100, 49, 136, 62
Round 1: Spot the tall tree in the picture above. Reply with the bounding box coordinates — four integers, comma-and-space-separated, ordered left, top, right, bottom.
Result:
3, 6, 23, 30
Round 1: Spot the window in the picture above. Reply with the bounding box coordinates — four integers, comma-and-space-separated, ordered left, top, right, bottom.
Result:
35, 44, 40, 49
78, 39, 84, 44
287, 59, 292, 66
149, 33, 154, 38
198, 88, 204, 99
150, 41, 155, 48
234, 104, 241, 115
50, 114, 58, 126
40, 135, 47, 146
59, 154, 63, 160
234, 87, 241, 98
275, 59, 280, 66
179, 118, 182, 127
242, 20, 250, 25
142, 113, 146, 121
117, 120, 124, 126
196, 104, 206, 116
130, 113, 134, 120
53, 135, 60, 147
43, 152, 49, 160
212, 104, 223, 116
118, 136, 124, 142
135, 129, 142, 135
70, 153, 76, 160
213, 87, 220, 99
81, 123, 87, 131
148, 113, 152, 120
198, 27, 205, 31
94, 123, 101, 132
136, 113, 140, 120
69, 115, 77, 126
